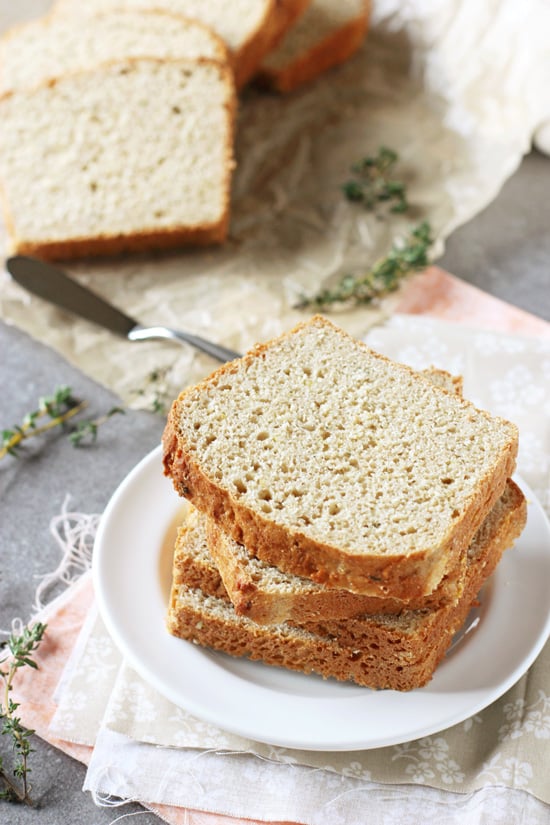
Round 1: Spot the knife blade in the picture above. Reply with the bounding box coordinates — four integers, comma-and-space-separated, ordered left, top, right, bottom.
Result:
6, 255, 240, 362
7, 255, 137, 337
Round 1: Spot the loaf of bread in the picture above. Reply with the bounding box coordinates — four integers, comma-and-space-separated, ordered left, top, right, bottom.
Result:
0, 57, 236, 259
0, 10, 228, 94
256, 0, 370, 92
167, 479, 526, 690
52, 0, 309, 87
163, 316, 518, 600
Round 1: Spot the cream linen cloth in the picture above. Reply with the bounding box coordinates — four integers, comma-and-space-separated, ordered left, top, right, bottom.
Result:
2, 0, 550, 406
45, 317, 550, 824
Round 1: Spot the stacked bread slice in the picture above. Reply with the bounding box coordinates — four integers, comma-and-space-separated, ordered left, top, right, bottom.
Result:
0, 2, 371, 259
163, 315, 526, 690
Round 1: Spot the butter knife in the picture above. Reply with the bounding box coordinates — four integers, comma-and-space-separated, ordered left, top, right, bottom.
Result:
6, 255, 241, 363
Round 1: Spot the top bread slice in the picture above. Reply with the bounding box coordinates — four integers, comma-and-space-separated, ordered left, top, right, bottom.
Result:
52, 0, 309, 87
257, 0, 370, 92
0, 57, 236, 259
203, 366, 471, 623
163, 315, 518, 600
0, 10, 228, 95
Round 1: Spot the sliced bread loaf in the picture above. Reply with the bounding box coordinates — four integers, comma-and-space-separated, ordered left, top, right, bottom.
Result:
256, 0, 370, 92
0, 10, 228, 95
52, 0, 308, 87
163, 316, 519, 600
167, 479, 526, 690
0, 57, 236, 259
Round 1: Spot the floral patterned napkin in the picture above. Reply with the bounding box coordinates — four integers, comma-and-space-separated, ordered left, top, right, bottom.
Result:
44, 316, 550, 824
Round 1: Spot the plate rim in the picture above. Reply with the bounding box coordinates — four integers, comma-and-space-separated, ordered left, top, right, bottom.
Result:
93, 444, 550, 752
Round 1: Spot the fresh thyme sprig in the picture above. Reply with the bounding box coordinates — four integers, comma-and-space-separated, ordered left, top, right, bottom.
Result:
0, 386, 124, 460
68, 406, 125, 447
0, 622, 47, 806
297, 221, 433, 309
342, 146, 409, 214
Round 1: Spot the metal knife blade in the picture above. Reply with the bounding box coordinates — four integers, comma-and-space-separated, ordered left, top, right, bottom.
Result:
6, 255, 241, 362
6, 255, 137, 338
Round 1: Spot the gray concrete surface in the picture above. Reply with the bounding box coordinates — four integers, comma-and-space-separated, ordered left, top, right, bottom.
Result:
440, 150, 550, 323
0, 150, 549, 823
0, 324, 165, 824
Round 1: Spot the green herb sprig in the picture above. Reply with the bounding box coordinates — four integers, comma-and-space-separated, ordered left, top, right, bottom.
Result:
68, 406, 125, 447
1, 386, 124, 460
0, 623, 47, 806
342, 146, 409, 214
297, 221, 433, 309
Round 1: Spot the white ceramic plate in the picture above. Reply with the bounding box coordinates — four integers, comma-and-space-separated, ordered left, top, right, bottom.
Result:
93, 445, 550, 751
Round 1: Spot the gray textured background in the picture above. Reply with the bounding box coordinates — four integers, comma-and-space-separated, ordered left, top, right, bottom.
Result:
1, 150, 549, 823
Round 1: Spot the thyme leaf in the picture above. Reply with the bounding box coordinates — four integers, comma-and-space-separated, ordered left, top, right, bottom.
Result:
68, 406, 125, 447
296, 221, 433, 310
342, 146, 409, 215
0, 623, 47, 806
0, 387, 125, 460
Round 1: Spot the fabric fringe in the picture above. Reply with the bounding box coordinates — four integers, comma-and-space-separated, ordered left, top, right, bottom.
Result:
32, 494, 100, 613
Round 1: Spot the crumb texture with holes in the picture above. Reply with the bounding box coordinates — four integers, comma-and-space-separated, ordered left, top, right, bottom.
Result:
163, 316, 518, 599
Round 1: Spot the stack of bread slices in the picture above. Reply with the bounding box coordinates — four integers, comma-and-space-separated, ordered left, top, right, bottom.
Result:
0, 1, 370, 260
162, 315, 527, 691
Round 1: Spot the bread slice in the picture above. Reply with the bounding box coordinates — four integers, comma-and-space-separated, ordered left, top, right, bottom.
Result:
0, 57, 236, 259
256, 0, 370, 93
52, 0, 309, 88
167, 479, 526, 690
0, 10, 228, 95
203, 366, 468, 623
163, 316, 519, 600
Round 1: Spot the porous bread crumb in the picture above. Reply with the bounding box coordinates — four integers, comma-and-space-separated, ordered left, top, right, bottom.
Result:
163, 316, 518, 597
53, 0, 271, 52
51, 0, 303, 87
0, 58, 236, 258
0, 10, 228, 94
203, 366, 470, 623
